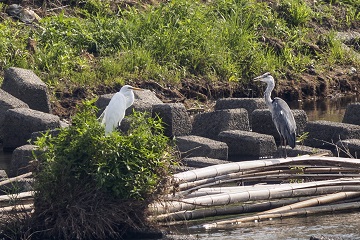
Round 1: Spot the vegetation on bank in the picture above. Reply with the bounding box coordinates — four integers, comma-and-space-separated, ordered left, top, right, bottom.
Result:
1, 101, 177, 239
0, 0, 359, 98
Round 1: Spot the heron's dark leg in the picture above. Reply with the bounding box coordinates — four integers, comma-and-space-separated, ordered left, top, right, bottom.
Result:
284, 138, 288, 158
279, 135, 283, 158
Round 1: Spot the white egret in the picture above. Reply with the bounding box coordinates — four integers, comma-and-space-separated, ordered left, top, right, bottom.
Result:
254, 72, 296, 158
100, 85, 143, 135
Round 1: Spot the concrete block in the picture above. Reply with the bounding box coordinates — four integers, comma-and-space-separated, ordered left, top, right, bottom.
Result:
176, 135, 228, 160
129, 89, 163, 113
215, 98, 266, 124
304, 120, 360, 149
218, 130, 277, 159
336, 139, 360, 158
96, 89, 162, 117
191, 109, 249, 140
343, 103, 360, 125
182, 157, 231, 168
215, 98, 266, 112
152, 103, 192, 137
0, 89, 29, 142
8, 144, 38, 177
30, 129, 61, 144
273, 145, 333, 158
252, 109, 308, 141
1, 67, 51, 113
3, 108, 61, 151
292, 110, 308, 135
251, 109, 276, 136
95, 93, 113, 117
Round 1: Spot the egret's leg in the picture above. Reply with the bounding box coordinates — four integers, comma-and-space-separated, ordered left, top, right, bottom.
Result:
284, 138, 288, 158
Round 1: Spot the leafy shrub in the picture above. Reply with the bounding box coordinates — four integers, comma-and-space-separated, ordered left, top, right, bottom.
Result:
28, 100, 177, 239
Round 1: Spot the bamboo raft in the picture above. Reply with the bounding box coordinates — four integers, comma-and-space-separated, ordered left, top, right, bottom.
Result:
3, 155, 360, 230
151, 155, 360, 229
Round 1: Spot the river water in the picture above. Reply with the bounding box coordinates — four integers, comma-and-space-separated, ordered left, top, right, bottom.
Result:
289, 95, 359, 122
173, 211, 360, 239
1, 96, 360, 239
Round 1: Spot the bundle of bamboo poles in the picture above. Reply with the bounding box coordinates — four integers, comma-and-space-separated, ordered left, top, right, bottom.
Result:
0, 172, 34, 214
151, 155, 360, 229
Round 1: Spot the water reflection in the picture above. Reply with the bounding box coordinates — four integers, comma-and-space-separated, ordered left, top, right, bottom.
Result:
174, 211, 360, 240
289, 95, 359, 122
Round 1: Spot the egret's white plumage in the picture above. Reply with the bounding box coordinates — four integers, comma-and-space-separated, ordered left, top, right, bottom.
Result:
101, 85, 142, 135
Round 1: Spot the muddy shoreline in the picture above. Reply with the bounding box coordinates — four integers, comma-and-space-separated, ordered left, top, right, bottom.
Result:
53, 70, 360, 120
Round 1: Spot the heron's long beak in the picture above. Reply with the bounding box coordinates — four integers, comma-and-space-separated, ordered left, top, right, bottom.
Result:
253, 76, 262, 82
253, 72, 271, 82
130, 87, 144, 91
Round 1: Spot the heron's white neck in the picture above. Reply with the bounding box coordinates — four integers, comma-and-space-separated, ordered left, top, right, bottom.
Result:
264, 78, 275, 110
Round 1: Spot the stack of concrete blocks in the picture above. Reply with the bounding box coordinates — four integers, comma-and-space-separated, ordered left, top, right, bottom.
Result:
150, 103, 232, 162
251, 109, 308, 139
6, 66, 360, 178
289, 101, 360, 157
214, 98, 267, 125
152, 103, 192, 138
0, 67, 61, 179
185, 98, 278, 161
304, 120, 360, 149
191, 108, 250, 140
96, 89, 164, 132
217, 130, 277, 160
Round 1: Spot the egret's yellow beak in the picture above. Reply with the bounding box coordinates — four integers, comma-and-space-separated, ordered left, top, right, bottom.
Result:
130, 87, 143, 91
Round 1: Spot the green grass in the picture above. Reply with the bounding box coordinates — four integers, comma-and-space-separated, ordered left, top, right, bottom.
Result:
0, 0, 359, 92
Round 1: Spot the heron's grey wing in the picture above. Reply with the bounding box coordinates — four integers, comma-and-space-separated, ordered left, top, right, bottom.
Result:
272, 98, 297, 148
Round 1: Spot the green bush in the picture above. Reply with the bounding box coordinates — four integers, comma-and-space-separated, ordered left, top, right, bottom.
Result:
28, 100, 176, 239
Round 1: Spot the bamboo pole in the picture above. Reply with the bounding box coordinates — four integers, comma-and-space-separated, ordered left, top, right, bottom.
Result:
174, 156, 360, 184
0, 173, 32, 187
0, 191, 34, 208
177, 172, 360, 198
176, 164, 360, 192
0, 191, 34, 202
201, 201, 360, 229
154, 196, 317, 222
152, 184, 360, 214
174, 157, 302, 183
0, 204, 33, 214
183, 178, 360, 197
263, 191, 360, 213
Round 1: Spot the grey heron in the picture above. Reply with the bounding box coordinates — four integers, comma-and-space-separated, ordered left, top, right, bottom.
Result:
254, 72, 296, 158
100, 85, 143, 135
